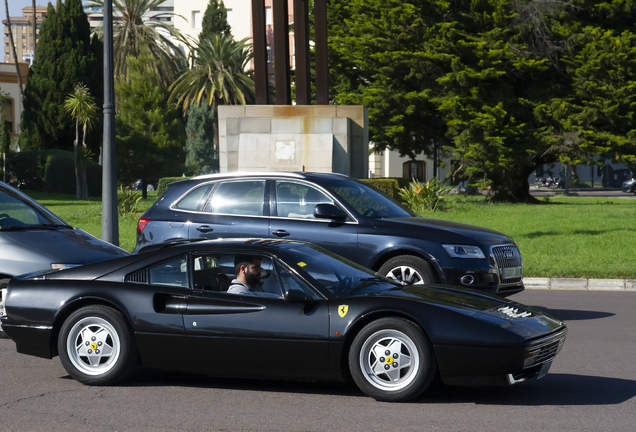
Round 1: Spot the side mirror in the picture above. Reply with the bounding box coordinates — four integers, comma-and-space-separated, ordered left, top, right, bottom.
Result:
285, 289, 314, 304
314, 203, 346, 221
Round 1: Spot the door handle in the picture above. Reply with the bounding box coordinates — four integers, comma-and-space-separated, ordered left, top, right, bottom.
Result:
196, 225, 214, 233
273, 229, 290, 237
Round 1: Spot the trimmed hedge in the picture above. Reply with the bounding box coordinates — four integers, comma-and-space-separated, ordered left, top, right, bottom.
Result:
157, 176, 193, 195
360, 177, 412, 199
9, 150, 102, 196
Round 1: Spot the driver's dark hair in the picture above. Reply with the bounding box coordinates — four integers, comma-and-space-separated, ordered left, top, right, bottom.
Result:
234, 255, 259, 275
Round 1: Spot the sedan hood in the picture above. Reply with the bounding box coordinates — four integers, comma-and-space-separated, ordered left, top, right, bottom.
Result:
375, 285, 564, 337
369, 217, 514, 246
0, 228, 129, 264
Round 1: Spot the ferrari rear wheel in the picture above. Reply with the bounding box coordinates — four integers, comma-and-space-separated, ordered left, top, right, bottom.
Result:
349, 318, 436, 402
58, 305, 136, 385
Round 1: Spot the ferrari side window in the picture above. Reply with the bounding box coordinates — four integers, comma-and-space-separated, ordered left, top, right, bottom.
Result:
148, 255, 189, 288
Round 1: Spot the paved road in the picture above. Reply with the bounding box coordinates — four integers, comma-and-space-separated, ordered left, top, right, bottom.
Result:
530, 188, 634, 198
1, 290, 635, 432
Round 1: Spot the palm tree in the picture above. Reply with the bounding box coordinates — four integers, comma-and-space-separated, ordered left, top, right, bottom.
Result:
170, 35, 254, 111
65, 84, 97, 200
87, 0, 188, 87
169, 34, 255, 169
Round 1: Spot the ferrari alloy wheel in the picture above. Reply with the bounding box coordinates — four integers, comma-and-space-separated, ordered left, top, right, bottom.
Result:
378, 255, 437, 286
349, 318, 436, 402
58, 305, 136, 385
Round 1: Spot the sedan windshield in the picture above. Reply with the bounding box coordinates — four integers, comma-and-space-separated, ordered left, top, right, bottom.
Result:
322, 179, 414, 218
0, 187, 66, 230
281, 245, 402, 297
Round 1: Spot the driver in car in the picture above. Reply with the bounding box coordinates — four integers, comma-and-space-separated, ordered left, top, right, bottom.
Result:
227, 255, 265, 295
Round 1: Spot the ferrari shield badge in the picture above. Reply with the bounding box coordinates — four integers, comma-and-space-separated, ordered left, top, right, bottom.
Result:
338, 305, 349, 318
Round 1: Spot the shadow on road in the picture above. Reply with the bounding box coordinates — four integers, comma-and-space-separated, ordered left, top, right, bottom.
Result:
528, 306, 614, 321
103, 369, 635, 406
116, 368, 366, 397
419, 374, 636, 406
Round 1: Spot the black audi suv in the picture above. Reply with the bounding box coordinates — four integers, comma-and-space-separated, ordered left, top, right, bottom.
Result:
134, 172, 524, 295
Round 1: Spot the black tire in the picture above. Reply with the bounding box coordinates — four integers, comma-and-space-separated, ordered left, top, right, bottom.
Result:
378, 255, 437, 286
58, 305, 136, 385
349, 317, 436, 402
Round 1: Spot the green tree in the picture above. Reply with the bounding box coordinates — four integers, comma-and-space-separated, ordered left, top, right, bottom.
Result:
170, 34, 254, 169
116, 53, 186, 199
199, 0, 232, 41
88, 0, 188, 87
329, 0, 636, 202
185, 103, 217, 174
20, 1, 102, 152
64, 84, 98, 200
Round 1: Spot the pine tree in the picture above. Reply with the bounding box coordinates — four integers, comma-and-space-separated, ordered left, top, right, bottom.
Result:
20, 0, 102, 152
116, 53, 186, 199
199, 0, 232, 42
185, 103, 217, 175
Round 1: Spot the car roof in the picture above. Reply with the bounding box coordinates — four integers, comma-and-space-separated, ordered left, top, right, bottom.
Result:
170, 171, 351, 186
44, 239, 314, 281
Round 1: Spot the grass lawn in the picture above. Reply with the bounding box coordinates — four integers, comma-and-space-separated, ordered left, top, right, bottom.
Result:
20, 190, 636, 279
427, 195, 636, 279
24, 190, 157, 253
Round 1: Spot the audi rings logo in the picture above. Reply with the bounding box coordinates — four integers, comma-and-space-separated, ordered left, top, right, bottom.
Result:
503, 250, 514, 260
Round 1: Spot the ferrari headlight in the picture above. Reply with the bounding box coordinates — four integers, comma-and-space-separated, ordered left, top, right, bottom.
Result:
51, 264, 82, 270
442, 244, 485, 259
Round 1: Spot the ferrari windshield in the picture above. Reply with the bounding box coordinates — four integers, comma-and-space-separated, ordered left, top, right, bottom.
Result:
0, 187, 65, 230
281, 244, 401, 297
321, 179, 414, 219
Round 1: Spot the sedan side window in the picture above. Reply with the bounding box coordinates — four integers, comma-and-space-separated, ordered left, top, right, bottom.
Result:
275, 181, 333, 219
148, 255, 189, 287
204, 180, 266, 216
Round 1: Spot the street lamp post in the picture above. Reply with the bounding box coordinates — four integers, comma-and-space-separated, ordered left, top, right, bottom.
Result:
102, 0, 118, 245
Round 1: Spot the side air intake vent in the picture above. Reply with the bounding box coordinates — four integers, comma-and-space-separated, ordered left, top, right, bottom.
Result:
125, 269, 148, 284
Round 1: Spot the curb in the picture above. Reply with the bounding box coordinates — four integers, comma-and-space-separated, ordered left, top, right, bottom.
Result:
523, 277, 636, 291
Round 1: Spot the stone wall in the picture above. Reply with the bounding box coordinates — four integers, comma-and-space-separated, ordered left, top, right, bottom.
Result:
218, 105, 368, 178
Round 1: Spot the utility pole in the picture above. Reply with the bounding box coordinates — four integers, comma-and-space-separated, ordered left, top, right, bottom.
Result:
102, 0, 118, 245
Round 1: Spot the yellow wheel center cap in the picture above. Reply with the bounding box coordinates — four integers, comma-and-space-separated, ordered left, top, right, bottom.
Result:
386, 357, 393, 364
90, 343, 97, 350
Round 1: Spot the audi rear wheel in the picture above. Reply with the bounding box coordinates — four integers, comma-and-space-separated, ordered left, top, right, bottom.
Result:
378, 255, 437, 286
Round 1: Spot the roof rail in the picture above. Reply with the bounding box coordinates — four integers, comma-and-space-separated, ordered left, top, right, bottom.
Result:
193, 171, 306, 180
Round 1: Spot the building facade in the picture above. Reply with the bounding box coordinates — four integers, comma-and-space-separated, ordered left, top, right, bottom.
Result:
368, 146, 450, 182
0, 62, 29, 138
174, 0, 294, 77
2, 6, 49, 65
84, 0, 175, 28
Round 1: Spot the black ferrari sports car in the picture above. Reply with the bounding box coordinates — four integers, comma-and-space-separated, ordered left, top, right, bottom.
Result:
0, 239, 566, 402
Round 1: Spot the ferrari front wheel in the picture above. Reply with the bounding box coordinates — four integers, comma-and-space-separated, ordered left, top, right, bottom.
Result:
349, 318, 436, 402
58, 305, 136, 385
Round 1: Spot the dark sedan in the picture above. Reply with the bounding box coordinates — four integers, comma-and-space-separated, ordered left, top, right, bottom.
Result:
2, 239, 566, 402
135, 172, 524, 296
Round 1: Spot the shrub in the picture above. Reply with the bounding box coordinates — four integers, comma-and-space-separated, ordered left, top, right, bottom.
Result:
157, 175, 193, 196
9, 151, 47, 190
43, 150, 102, 196
399, 178, 452, 212
117, 186, 142, 216
360, 178, 411, 199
